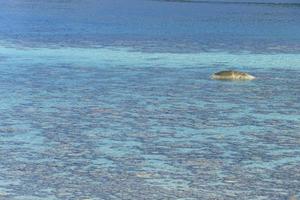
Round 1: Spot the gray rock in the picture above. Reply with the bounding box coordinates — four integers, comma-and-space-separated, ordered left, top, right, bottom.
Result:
211, 70, 255, 80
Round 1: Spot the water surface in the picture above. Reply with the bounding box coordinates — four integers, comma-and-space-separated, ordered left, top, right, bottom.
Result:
0, 0, 300, 199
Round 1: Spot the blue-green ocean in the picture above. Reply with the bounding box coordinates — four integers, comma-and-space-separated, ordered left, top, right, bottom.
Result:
0, 0, 300, 199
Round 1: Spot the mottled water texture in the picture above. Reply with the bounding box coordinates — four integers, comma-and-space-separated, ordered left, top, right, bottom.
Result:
0, 45, 300, 199
0, 0, 300, 199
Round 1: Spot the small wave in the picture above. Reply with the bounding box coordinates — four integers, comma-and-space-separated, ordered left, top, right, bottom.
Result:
154, 0, 300, 7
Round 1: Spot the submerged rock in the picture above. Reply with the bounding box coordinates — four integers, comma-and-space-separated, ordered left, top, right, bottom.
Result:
211, 70, 255, 80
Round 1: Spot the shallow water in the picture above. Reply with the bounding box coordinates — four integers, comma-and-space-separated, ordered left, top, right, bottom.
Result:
0, 0, 300, 199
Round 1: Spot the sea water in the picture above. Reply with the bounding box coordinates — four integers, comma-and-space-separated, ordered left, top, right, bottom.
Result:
0, 0, 300, 199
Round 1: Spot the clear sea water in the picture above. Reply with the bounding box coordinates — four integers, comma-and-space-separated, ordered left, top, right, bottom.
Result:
0, 0, 300, 199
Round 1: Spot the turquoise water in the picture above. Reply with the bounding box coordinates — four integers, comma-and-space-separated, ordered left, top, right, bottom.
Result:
0, 0, 300, 199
